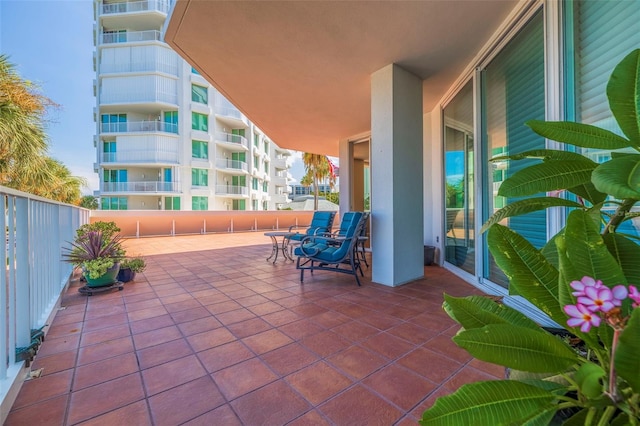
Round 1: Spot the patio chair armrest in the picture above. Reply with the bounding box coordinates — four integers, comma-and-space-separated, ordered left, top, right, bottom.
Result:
288, 224, 310, 232
298, 236, 321, 256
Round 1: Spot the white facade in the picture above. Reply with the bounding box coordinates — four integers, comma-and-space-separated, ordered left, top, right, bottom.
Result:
93, 0, 293, 211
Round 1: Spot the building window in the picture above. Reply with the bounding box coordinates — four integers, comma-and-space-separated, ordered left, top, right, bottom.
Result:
192, 196, 208, 210
192, 112, 208, 131
262, 181, 268, 192
264, 161, 269, 174
252, 200, 258, 210
232, 175, 246, 187
101, 197, 127, 210
232, 199, 245, 210
164, 111, 178, 134
264, 141, 269, 154
254, 134, 259, 147
191, 85, 208, 104
101, 113, 126, 133
191, 67, 200, 75
253, 156, 259, 169
192, 140, 208, 159
164, 197, 181, 210
103, 141, 116, 162
252, 178, 259, 190
263, 201, 268, 211
191, 168, 208, 187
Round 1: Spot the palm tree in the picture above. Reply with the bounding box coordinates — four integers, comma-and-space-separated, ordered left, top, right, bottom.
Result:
301, 153, 336, 210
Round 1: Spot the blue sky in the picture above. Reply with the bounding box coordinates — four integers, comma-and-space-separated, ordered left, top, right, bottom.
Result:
1, 0, 99, 192
0, 0, 320, 194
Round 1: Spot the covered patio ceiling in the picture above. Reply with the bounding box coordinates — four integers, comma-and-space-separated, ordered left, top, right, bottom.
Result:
165, 1, 518, 156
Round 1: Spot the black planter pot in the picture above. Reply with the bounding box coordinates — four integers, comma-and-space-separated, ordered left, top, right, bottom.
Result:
117, 268, 136, 283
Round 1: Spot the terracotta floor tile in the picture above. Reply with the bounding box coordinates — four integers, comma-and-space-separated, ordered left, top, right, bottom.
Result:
197, 341, 255, 373
410, 312, 457, 333
261, 309, 301, 326
310, 310, 351, 329
235, 294, 270, 307
170, 306, 211, 324
67, 374, 145, 424
216, 307, 257, 325
331, 320, 380, 342
11, 370, 73, 410
204, 300, 242, 314
132, 325, 182, 350
178, 316, 223, 336
148, 376, 226, 426
80, 324, 131, 347
279, 318, 326, 340
327, 345, 387, 380
446, 365, 501, 390
5, 394, 68, 426
30, 350, 77, 376
361, 332, 415, 360
137, 338, 194, 370
397, 347, 463, 383
242, 328, 293, 354
226, 317, 272, 338
286, 361, 352, 405
163, 298, 202, 314
212, 358, 278, 400
410, 385, 454, 419
388, 322, 439, 345
35, 334, 80, 358
76, 336, 135, 366
319, 385, 403, 425
84, 304, 126, 320
300, 330, 351, 358
423, 334, 473, 364
231, 380, 311, 425
363, 364, 436, 411
359, 312, 404, 330
82, 313, 129, 333
290, 303, 329, 317
73, 352, 139, 390
181, 404, 243, 426
127, 305, 169, 322
76, 400, 151, 426
142, 355, 207, 396
287, 409, 332, 426
187, 327, 236, 352
129, 314, 175, 334
468, 358, 506, 378
261, 343, 319, 376
45, 321, 83, 339
247, 300, 286, 316
126, 298, 164, 312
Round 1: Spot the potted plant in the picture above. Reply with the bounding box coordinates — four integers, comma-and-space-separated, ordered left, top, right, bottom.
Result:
63, 230, 124, 287
421, 50, 640, 424
117, 256, 146, 283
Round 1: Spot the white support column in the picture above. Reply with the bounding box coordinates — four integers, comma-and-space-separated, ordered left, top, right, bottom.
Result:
371, 64, 424, 286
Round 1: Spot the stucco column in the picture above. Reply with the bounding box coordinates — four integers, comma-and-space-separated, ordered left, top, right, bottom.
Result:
371, 64, 424, 286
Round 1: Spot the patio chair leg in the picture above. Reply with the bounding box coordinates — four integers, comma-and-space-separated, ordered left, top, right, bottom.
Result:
350, 257, 362, 286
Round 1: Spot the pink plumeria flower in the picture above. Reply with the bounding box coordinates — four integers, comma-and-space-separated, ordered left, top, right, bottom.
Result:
565, 304, 601, 332
629, 285, 640, 308
570, 276, 603, 297
578, 286, 616, 313
611, 285, 628, 306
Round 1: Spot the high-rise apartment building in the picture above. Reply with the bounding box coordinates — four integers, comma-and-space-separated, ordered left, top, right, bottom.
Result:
93, 0, 293, 211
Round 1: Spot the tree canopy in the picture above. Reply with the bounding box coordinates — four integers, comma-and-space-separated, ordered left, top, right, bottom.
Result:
301, 153, 336, 210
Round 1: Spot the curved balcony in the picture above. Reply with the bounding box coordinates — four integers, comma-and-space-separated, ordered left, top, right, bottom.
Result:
100, 0, 170, 15
101, 181, 180, 193
100, 150, 179, 164
100, 30, 162, 45
215, 185, 248, 197
100, 60, 178, 76
215, 105, 247, 125
215, 159, 248, 174
100, 120, 178, 134
215, 132, 248, 150
272, 157, 287, 169
272, 176, 287, 187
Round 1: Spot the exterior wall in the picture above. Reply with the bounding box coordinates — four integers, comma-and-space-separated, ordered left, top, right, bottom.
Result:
94, 0, 292, 211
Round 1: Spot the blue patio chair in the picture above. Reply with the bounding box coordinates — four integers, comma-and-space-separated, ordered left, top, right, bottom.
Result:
294, 211, 366, 286
288, 211, 336, 242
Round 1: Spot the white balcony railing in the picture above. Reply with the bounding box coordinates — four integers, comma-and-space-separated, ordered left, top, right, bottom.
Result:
215, 185, 248, 196
272, 176, 287, 186
100, 90, 177, 105
272, 158, 287, 169
215, 105, 243, 121
102, 181, 180, 193
0, 187, 88, 417
101, 0, 170, 15
215, 132, 248, 148
100, 30, 162, 45
100, 60, 178, 76
100, 120, 178, 134
215, 158, 248, 172
100, 150, 178, 164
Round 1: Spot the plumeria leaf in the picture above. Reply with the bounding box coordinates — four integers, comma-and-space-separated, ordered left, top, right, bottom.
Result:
592, 155, 640, 200
443, 295, 541, 331
566, 182, 607, 205
574, 362, 605, 399
563, 210, 627, 286
526, 120, 633, 150
606, 49, 640, 145
615, 308, 640, 393
420, 380, 555, 426
603, 233, 640, 285
481, 198, 584, 234
562, 409, 589, 426
487, 225, 564, 326
497, 161, 596, 198
453, 325, 578, 373
491, 149, 592, 163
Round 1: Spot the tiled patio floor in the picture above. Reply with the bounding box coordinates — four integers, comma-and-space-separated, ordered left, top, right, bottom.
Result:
6, 232, 503, 425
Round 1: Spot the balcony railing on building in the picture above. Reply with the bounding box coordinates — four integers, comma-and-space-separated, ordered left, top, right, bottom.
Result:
215, 105, 244, 121
100, 150, 178, 164
215, 132, 248, 149
215, 185, 248, 196
102, 181, 180, 193
273, 157, 287, 169
100, 60, 178, 76
100, 30, 162, 45
215, 158, 248, 172
101, 0, 170, 15
101, 120, 178, 134
100, 91, 178, 106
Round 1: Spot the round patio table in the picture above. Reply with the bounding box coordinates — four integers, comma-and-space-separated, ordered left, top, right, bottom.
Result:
264, 231, 295, 263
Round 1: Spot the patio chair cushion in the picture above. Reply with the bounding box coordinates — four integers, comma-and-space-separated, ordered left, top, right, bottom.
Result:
289, 211, 336, 242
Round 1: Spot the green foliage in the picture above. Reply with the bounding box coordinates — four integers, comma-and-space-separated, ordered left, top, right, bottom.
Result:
62, 224, 124, 280
121, 256, 146, 273
75, 221, 121, 242
422, 49, 640, 425
79, 195, 99, 210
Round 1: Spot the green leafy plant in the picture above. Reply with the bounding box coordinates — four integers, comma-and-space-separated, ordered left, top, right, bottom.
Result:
120, 256, 146, 273
421, 50, 640, 425
62, 230, 124, 279
75, 221, 121, 242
